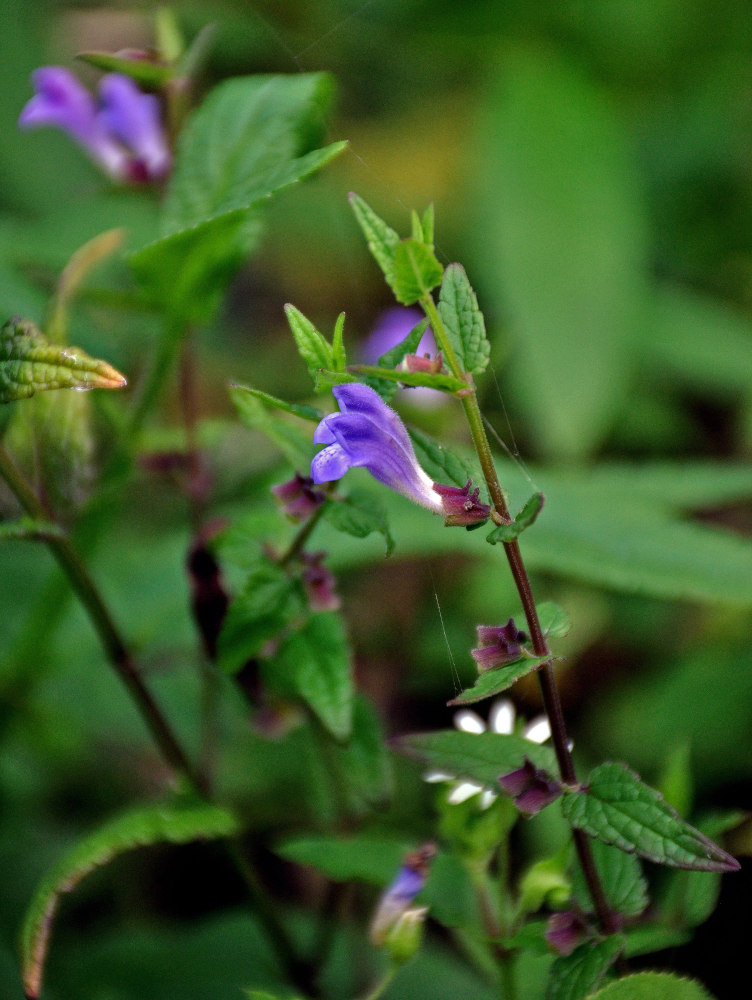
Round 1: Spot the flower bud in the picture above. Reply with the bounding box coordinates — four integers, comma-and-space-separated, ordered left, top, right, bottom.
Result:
471, 619, 528, 671
498, 757, 562, 815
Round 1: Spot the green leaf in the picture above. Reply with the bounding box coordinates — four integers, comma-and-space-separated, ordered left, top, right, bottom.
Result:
409, 427, 481, 490
330, 695, 393, 810
348, 192, 401, 292
467, 45, 649, 458
587, 972, 716, 1000
272, 612, 353, 740
437, 263, 491, 375
538, 601, 572, 639
229, 384, 316, 466
487, 492, 545, 543
364, 316, 429, 401
547, 936, 624, 1000
130, 72, 345, 321
392, 238, 444, 305
323, 490, 394, 556
447, 654, 549, 706
0, 516, 63, 542
561, 763, 739, 871
331, 312, 347, 371
21, 802, 240, 1000
0, 318, 126, 403
217, 556, 303, 674
284, 304, 335, 384
76, 50, 174, 87
423, 852, 479, 930
275, 832, 407, 884
394, 730, 558, 787
349, 364, 468, 393
573, 839, 648, 919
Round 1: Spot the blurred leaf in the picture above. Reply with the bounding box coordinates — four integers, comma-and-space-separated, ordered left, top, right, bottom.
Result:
487, 492, 545, 543
272, 612, 353, 740
561, 763, 739, 871
447, 654, 549, 706
275, 833, 406, 884
21, 802, 240, 1000
437, 263, 490, 375
395, 730, 558, 786
537, 602, 572, 639
217, 554, 303, 674
623, 925, 690, 959
230, 384, 315, 466
323, 490, 394, 556
422, 852, 478, 930
45, 228, 124, 343
547, 936, 624, 1000
0, 318, 126, 402
392, 238, 444, 305
230, 384, 322, 423
330, 695, 393, 810
76, 51, 173, 87
0, 516, 62, 542
131, 73, 345, 321
348, 192, 400, 292
468, 45, 648, 458
572, 840, 648, 919
518, 851, 571, 916
284, 304, 335, 384
587, 973, 716, 1000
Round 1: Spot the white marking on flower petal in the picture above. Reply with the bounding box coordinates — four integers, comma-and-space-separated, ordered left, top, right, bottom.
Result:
447, 781, 484, 804
454, 709, 486, 734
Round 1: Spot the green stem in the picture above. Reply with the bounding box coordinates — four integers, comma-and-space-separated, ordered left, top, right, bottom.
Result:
357, 966, 397, 1000
421, 294, 619, 936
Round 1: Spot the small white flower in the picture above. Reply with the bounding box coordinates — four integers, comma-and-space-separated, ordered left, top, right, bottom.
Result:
425, 698, 551, 809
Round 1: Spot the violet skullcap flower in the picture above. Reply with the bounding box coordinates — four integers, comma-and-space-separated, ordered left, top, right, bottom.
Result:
369, 843, 436, 946
311, 383, 444, 513
19, 67, 170, 184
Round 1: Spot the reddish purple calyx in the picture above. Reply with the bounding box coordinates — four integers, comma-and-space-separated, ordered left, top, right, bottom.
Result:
498, 757, 562, 815
432, 480, 491, 527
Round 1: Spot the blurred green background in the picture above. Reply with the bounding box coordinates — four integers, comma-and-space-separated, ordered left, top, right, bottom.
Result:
2, 1, 752, 997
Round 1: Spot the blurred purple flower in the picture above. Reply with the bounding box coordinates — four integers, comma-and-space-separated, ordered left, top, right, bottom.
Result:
301, 551, 340, 612
311, 383, 443, 513
363, 307, 433, 361
545, 910, 589, 956
370, 843, 436, 946
271, 472, 325, 522
19, 67, 170, 183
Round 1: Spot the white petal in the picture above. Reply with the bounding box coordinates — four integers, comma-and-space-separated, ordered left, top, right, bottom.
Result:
524, 717, 551, 744
424, 770, 453, 783
447, 781, 483, 804
454, 709, 486, 734
479, 789, 498, 809
488, 699, 515, 735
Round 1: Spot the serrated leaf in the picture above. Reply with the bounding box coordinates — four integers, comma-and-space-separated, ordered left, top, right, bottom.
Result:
437, 263, 491, 375
394, 730, 558, 788
392, 238, 444, 305
587, 972, 716, 1000
130, 73, 344, 320
0, 318, 126, 403
487, 492, 545, 543
0, 516, 63, 542
275, 833, 407, 884
538, 601, 572, 639
409, 427, 479, 490
217, 556, 303, 674
547, 935, 624, 1000
348, 192, 401, 291
323, 490, 394, 556
229, 384, 316, 466
284, 304, 334, 383
21, 802, 240, 1000
364, 317, 429, 401
447, 654, 548, 706
561, 763, 739, 872
272, 612, 353, 740
348, 364, 468, 393
572, 839, 648, 919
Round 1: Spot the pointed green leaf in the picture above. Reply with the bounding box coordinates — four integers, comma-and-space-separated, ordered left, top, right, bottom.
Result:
229, 384, 316, 466
421, 204, 435, 248
392, 238, 444, 305
409, 427, 481, 490
284, 304, 334, 385
348, 364, 468, 393
272, 612, 353, 740
561, 763, 739, 872
217, 555, 303, 674
0, 318, 126, 403
587, 972, 716, 1000
447, 654, 549, 706
76, 50, 174, 87
323, 490, 394, 556
229, 384, 323, 423
275, 832, 407, 884
547, 935, 625, 1000
331, 312, 347, 371
487, 492, 545, 543
364, 316, 429, 401
394, 730, 558, 787
0, 517, 63, 542
21, 802, 240, 1000
348, 193, 401, 291
437, 263, 491, 375
538, 601, 572, 639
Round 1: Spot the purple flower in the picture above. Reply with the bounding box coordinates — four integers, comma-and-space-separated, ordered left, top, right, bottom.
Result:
362, 307, 432, 361
311, 383, 443, 513
19, 67, 170, 184
370, 843, 436, 946
471, 618, 528, 671
301, 551, 340, 612
545, 910, 589, 956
